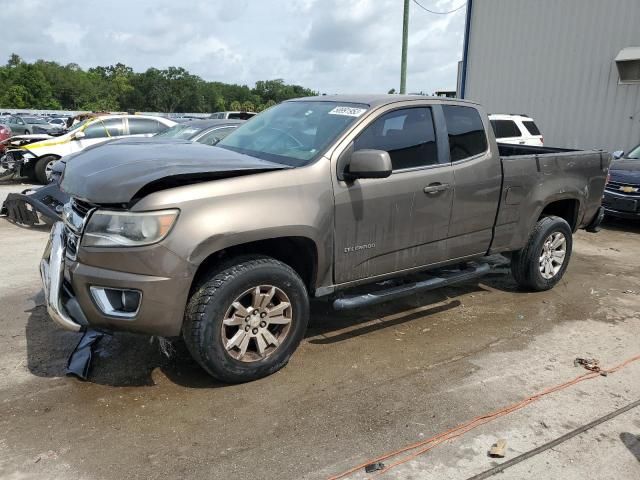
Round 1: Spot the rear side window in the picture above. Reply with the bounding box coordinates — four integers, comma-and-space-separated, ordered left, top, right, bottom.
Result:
490, 119, 521, 138
129, 118, 164, 135
354, 107, 438, 170
522, 121, 541, 136
443, 105, 488, 162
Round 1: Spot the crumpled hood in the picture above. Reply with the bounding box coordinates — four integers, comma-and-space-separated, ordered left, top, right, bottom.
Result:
61, 137, 288, 204
609, 158, 640, 184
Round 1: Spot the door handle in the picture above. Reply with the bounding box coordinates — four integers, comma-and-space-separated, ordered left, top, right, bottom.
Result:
423, 183, 450, 194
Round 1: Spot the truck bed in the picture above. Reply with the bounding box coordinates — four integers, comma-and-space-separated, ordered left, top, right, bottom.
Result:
497, 143, 578, 156
490, 144, 610, 254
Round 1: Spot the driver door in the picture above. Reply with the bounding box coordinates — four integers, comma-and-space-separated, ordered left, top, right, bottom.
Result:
333, 106, 454, 285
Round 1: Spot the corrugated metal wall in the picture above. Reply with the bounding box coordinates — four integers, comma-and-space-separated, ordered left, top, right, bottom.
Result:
463, 0, 640, 152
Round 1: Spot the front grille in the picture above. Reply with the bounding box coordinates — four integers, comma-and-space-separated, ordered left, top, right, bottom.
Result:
71, 198, 93, 217
65, 227, 79, 259
605, 180, 640, 197
64, 198, 96, 260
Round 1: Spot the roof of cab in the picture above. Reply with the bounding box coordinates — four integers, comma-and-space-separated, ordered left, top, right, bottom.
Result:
286, 94, 480, 108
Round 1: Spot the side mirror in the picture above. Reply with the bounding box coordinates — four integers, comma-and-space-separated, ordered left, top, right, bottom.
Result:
73, 131, 86, 140
345, 149, 392, 180
612, 150, 624, 160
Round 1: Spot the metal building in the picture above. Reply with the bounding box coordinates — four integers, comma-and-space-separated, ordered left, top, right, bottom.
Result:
458, 0, 640, 152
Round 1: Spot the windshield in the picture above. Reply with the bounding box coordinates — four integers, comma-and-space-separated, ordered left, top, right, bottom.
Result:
25, 117, 48, 124
217, 101, 369, 166
627, 144, 640, 159
155, 123, 202, 139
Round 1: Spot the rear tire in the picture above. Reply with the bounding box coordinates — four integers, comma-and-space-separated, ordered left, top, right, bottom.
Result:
183, 256, 309, 383
511, 216, 572, 291
34, 155, 58, 184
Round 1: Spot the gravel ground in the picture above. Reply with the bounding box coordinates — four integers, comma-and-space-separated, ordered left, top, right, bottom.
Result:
1, 181, 639, 480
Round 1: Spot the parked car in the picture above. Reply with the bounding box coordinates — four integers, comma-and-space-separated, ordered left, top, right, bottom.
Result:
489, 114, 543, 146
155, 118, 243, 143
41, 95, 608, 383
48, 117, 68, 128
1, 120, 244, 225
601, 145, 640, 219
5, 115, 58, 135
209, 111, 256, 120
3, 114, 176, 183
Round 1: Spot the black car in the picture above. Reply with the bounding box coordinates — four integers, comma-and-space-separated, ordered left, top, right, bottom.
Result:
1, 119, 244, 226
602, 145, 640, 219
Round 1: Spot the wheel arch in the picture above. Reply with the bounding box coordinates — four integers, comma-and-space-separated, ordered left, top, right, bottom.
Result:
537, 197, 581, 231
190, 236, 319, 296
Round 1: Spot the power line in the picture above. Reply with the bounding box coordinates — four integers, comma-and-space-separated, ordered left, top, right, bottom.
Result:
411, 0, 466, 15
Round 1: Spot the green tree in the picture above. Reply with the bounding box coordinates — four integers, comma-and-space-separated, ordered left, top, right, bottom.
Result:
0, 84, 29, 108
0, 54, 317, 112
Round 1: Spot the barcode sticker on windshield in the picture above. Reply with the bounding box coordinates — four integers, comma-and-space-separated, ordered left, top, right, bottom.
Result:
328, 106, 367, 117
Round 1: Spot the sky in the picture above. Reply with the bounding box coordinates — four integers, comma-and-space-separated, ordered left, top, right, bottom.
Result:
1, 0, 467, 94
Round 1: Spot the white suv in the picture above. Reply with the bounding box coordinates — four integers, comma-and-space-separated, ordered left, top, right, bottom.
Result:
489, 114, 543, 146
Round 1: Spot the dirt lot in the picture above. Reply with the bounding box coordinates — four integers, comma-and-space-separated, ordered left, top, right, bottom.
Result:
1, 182, 639, 480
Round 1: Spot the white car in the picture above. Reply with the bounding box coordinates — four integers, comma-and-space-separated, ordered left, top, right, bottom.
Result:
489, 114, 543, 146
15, 114, 176, 183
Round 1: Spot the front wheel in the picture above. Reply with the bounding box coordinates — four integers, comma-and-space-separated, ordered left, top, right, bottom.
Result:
511, 216, 573, 291
34, 156, 58, 184
183, 257, 309, 383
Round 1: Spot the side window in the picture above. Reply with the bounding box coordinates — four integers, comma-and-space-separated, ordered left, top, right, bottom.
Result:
83, 120, 108, 139
354, 107, 438, 170
128, 118, 161, 135
443, 105, 488, 162
490, 120, 521, 138
197, 126, 236, 146
103, 118, 125, 137
522, 121, 541, 136
155, 121, 170, 133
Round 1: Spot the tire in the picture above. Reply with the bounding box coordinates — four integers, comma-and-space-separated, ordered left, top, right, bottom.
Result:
511, 216, 573, 291
34, 156, 58, 184
183, 256, 309, 383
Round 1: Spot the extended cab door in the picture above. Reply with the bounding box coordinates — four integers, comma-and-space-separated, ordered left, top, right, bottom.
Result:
443, 105, 502, 259
332, 105, 454, 285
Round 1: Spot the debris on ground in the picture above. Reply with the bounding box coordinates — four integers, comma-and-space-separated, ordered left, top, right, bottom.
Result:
65, 329, 106, 380
574, 357, 599, 372
489, 439, 507, 458
364, 462, 385, 473
153, 336, 175, 358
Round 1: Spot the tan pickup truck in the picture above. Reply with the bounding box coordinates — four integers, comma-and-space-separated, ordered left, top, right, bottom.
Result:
41, 95, 610, 382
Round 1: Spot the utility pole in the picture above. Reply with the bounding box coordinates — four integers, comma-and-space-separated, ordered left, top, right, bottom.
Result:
400, 0, 410, 94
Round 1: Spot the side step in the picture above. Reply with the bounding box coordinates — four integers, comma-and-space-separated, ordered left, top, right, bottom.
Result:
332, 262, 491, 311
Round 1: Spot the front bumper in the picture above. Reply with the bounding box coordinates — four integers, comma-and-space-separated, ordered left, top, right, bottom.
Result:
602, 190, 640, 219
1, 183, 68, 226
40, 222, 84, 331
40, 222, 194, 336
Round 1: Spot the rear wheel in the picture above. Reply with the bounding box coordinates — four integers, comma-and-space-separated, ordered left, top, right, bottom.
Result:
183, 257, 309, 383
34, 155, 58, 184
511, 216, 572, 291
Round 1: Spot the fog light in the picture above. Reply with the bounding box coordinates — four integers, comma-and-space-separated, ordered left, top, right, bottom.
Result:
90, 286, 141, 318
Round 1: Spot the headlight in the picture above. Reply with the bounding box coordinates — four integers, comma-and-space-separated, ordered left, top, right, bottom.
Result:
82, 209, 179, 247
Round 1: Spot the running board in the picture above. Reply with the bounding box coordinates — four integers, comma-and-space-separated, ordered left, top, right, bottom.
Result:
332, 262, 491, 311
